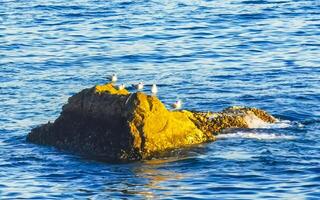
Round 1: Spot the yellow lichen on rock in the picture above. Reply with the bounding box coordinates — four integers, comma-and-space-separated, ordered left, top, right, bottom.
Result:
192, 112, 248, 134
192, 106, 276, 135
126, 92, 215, 159
246, 108, 276, 123
223, 106, 276, 123
95, 83, 129, 95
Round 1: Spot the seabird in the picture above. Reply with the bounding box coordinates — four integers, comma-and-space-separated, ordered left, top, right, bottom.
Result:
151, 84, 158, 95
172, 100, 182, 109
109, 74, 117, 82
118, 84, 125, 90
132, 82, 144, 90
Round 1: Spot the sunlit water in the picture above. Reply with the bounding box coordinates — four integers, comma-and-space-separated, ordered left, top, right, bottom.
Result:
1, 0, 320, 199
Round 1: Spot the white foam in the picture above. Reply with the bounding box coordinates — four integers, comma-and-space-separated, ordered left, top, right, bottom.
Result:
217, 131, 296, 140
210, 114, 294, 129
266, 120, 292, 128
249, 119, 294, 129
244, 113, 271, 128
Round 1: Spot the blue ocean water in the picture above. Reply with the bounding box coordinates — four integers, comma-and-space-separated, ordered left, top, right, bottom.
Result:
1, 0, 320, 199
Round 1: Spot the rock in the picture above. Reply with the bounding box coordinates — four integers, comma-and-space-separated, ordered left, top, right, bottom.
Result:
27, 83, 276, 162
125, 92, 214, 159
192, 106, 276, 135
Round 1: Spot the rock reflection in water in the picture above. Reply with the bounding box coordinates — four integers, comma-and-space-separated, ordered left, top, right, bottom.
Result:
105, 158, 186, 199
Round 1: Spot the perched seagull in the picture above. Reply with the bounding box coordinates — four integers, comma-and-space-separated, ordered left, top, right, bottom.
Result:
118, 84, 125, 90
109, 74, 117, 82
132, 82, 144, 90
172, 100, 182, 109
151, 84, 158, 95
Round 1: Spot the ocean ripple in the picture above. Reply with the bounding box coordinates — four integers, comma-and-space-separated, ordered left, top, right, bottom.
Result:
1, 0, 320, 199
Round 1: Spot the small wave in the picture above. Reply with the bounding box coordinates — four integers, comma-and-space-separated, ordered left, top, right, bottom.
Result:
217, 131, 296, 140
301, 119, 320, 126
266, 120, 292, 129
253, 119, 303, 129
268, 120, 304, 129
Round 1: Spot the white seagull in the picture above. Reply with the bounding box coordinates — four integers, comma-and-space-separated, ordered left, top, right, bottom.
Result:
118, 84, 125, 90
151, 84, 158, 95
172, 100, 182, 109
109, 74, 117, 82
132, 82, 144, 90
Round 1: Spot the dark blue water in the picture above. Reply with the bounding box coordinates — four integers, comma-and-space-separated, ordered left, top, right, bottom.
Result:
1, 0, 320, 199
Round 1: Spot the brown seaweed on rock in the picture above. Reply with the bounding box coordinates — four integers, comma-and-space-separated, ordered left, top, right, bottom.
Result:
27, 83, 276, 162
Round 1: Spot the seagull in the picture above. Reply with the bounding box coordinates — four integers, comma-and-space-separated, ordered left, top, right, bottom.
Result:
172, 100, 182, 109
118, 84, 125, 90
151, 84, 158, 95
109, 74, 117, 82
132, 82, 144, 90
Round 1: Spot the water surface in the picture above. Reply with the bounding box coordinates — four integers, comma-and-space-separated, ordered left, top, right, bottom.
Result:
1, 0, 320, 199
